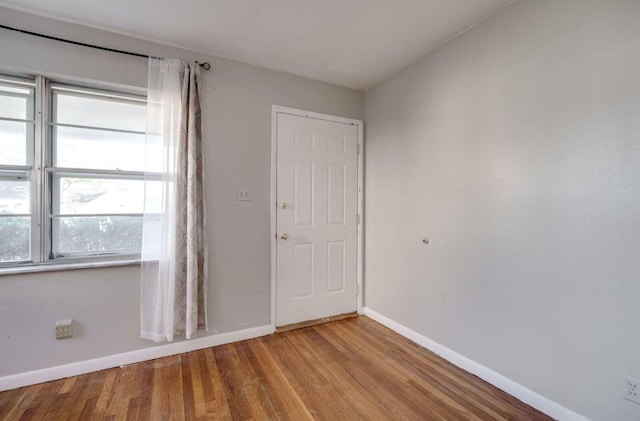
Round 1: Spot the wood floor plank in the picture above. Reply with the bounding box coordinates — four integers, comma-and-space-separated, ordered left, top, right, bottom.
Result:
162, 355, 186, 419
184, 351, 206, 419
246, 339, 314, 420
354, 317, 547, 420
299, 329, 416, 420
203, 347, 232, 420
60, 370, 91, 420
80, 371, 109, 417
136, 360, 155, 419
15, 378, 62, 421
2, 383, 46, 420
263, 332, 351, 419
103, 367, 135, 418
125, 396, 141, 421
281, 333, 365, 419
0, 389, 20, 419
329, 321, 483, 420
313, 325, 452, 420
327, 333, 459, 420
334, 319, 513, 420
213, 343, 259, 420
148, 358, 165, 420
0, 316, 553, 421
37, 378, 76, 420
93, 369, 117, 417
295, 329, 412, 420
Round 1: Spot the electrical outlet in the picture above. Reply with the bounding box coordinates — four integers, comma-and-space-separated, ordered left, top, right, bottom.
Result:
55, 319, 73, 339
624, 376, 640, 404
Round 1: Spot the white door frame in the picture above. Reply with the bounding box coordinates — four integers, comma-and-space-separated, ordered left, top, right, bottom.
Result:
270, 105, 364, 330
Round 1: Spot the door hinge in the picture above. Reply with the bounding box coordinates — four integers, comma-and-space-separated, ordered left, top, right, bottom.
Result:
356, 214, 361, 225
357, 144, 361, 155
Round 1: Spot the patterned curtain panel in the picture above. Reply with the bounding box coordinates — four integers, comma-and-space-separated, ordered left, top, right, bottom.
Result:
140, 57, 208, 343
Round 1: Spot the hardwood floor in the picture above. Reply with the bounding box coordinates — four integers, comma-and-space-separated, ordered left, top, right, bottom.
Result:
0, 316, 551, 420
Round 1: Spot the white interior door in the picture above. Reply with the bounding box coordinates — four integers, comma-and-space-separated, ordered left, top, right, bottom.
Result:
275, 111, 359, 327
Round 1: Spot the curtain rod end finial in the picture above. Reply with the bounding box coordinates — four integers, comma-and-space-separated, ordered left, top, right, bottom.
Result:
197, 61, 211, 70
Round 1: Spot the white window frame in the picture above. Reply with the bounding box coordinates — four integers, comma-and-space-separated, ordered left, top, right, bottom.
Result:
0, 71, 148, 270
0, 74, 39, 267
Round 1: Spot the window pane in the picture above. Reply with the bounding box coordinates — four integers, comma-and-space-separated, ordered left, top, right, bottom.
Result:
0, 216, 30, 262
54, 92, 146, 132
0, 120, 31, 166
0, 85, 32, 120
56, 177, 161, 214
54, 126, 161, 171
54, 215, 143, 255
0, 178, 30, 214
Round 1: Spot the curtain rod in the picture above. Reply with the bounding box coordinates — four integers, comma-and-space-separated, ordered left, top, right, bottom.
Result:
0, 23, 211, 70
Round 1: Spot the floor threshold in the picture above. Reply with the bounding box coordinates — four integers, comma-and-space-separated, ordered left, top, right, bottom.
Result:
276, 311, 359, 333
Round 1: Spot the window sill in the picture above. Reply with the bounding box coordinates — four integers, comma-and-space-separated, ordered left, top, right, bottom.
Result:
0, 259, 140, 276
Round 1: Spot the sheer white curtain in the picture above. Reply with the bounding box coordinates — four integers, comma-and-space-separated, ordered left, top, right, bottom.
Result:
140, 57, 208, 343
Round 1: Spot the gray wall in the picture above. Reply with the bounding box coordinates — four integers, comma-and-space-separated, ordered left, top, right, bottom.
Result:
0, 7, 363, 376
364, 1, 640, 420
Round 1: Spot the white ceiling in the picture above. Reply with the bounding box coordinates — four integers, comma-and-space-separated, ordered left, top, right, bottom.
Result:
0, 0, 511, 91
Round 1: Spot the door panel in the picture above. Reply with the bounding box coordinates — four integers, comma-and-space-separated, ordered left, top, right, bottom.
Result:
327, 240, 345, 292
293, 242, 313, 297
294, 161, 313, 226
276, 112, 358, 326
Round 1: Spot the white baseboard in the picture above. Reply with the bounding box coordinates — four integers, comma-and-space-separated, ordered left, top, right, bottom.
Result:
0, 324, 274, 392
363, 307, 587, 421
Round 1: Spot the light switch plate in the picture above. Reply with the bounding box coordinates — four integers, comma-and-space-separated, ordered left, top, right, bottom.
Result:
237, 188, 250, 201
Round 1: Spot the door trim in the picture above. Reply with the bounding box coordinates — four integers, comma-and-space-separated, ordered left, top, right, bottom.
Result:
270, 105, 364, 330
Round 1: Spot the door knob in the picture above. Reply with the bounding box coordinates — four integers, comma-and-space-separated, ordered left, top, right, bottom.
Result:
280, 233, 289, 240
280, 202, 289, 209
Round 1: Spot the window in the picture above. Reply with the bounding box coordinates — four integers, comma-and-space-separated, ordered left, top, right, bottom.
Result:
0, 76, 35, 264
0, 73, 152, 268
